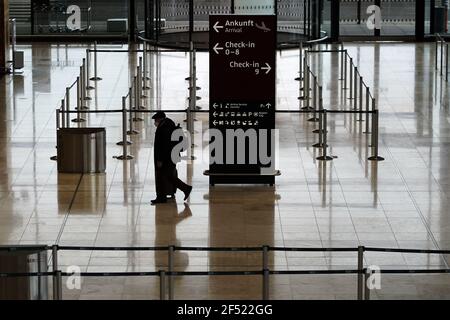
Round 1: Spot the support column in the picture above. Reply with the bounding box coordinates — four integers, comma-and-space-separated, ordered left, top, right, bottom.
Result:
128, 0, 136, 42
0, 0, 10, 75
330, 0, 340, 42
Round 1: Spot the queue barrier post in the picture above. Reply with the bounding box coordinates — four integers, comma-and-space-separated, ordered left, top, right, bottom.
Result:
90, 41, 102, 81
115, 96, 134, 160
368, 109, 385, 161
85, 49, 94, 90
316, 110, 333, 161
262, 246, 270, 300
357, 246, 364, 300
159, 270, 166, 300
168, 245, 175, 300
72, 77, 86, 123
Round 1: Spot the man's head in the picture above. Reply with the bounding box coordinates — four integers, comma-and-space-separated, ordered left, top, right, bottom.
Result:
152, 111, 166, 127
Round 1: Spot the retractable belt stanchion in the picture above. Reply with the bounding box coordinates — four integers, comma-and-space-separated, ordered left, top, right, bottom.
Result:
358, 77, 363, 121
52, 245, 61, 300
445, 43, 448, 81
143, 43, 151, 89
262, 246, 270, 300
60, 99, 66, 128
441, 39, 444, 77
82, 59, 92, 101
349, 58, 353, 99
343, 51, 348, 89
353, 67, 358, 110
168, 246, 175, 300
116, 96, 133, 160
435, 36, 438, 71
316, 110, 333, 161
85, 49, 94, 90
139, 57, 148, 101
159, 270, 166, 300
339, 43, 344, 81
90, 41, 102, 81
299, 56, 309, 103
72, 77, 85, 123
56, 108, 60, 131
365, 87, 370, 134
65, 87, 71, 127
312, 87, 324, 147
295, 42, 303, 81
364, 269, 371, 300
368, 108, 385, 161
133, 76, 144, 122
308, 75, 319, 122
357, 246, 364, 300
127, 87, 139, 135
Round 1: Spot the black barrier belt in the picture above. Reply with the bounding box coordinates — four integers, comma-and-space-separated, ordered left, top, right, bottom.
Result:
306, 50, 346, 53
58, 246, 167, 251
173, 246, 262, 252
61, 272, 160, 277
271, 247, 358, 252
364, 247, 450, 255
88, 49, 190, 53
0, 272, 54, 277
0, 246, 50, 251
271, 270, 360, 275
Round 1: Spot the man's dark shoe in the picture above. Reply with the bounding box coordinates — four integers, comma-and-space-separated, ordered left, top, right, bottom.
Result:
183, 186, 193, 201
151, 198, 167, 205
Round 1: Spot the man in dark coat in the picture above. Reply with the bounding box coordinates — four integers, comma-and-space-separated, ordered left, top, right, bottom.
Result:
151, 111, 192, 205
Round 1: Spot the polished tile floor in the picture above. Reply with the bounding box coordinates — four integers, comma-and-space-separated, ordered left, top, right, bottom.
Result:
1, 42, 450, 299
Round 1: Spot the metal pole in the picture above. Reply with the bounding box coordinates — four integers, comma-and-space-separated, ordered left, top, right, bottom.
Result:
65, 87, 70, 127
313, 111, 323, 148
316, 110, 333, 161
343, 50, 348, 89
340, 43, 344, 80
368, 109, 385, 161
91, 41, 102, 81
435, 37, 438, 71
441, 39, 444, 76
51, 245, 60, 300
56, 108, 60, 130
365, 87, 370, 133
349, 58, 353, 98
364, 269, 371, 300
60, 99, 65, 128
159, 270, 166, 300
357, 246, 364, 300
82, 60, 91, 101
133, 76, 143, 122
85, 49, 94, 90
168, 246, 175, 300
139, 57, 147, 100
116, 96, 134, 160
353, 67, 358, 109
143, 44, 151, 88
445, 43, 448, 81
262, 246, 269, 300
127, 88, 139, 135
295, 42, 303, 81
72, 78, 85, 123
358, 77, 363, 121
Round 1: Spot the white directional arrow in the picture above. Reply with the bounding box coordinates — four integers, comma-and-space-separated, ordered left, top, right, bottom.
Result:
213, 111, 218, 117
213, 103, 219, 109
213, 21, 224, 33
213, 120, 218, 126
261, 63, 272, 74
213, 43, 224, 55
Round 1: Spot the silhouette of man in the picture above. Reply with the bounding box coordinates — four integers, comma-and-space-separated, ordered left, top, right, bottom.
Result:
151, 111, 192, 205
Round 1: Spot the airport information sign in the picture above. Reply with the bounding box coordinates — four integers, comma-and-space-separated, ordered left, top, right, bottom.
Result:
209, 15, 276, 184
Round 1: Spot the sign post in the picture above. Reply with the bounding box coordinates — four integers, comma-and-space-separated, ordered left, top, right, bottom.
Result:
208, 14, 278, 186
